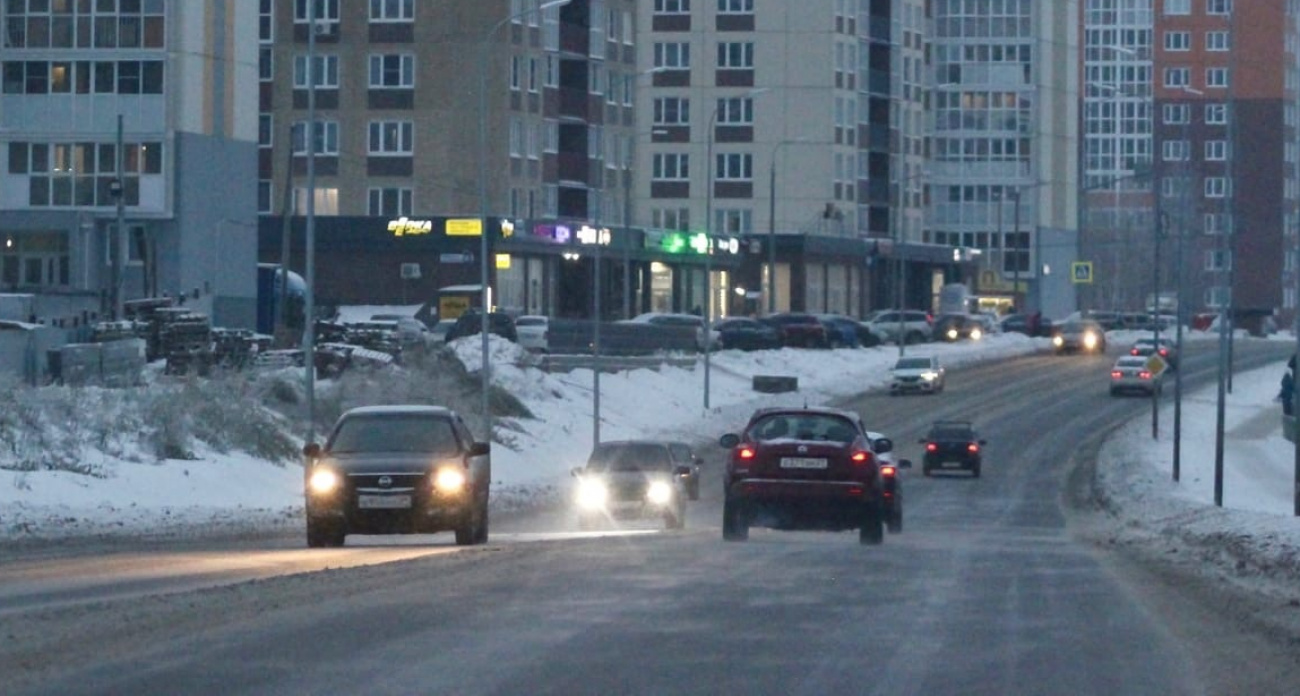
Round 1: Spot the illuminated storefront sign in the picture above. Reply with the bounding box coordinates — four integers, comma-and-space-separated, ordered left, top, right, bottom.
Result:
445, 218, 483, 236
532, 223, 572, 243
388, 217, 433, 237
656, 231, 739, 255
576, 225, 611, 246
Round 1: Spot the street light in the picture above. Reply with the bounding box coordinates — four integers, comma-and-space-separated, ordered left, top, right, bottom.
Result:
477, 0, 573, 439
704, 87, 769, 411
767, 137, 812, 315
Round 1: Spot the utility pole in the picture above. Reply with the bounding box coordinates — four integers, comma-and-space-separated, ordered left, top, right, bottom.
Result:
1152, 211, 1163, 440
111, 115, 125, 321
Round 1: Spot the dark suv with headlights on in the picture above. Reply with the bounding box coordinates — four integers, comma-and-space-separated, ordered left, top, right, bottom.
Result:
302, 405, 491, 548
919, 420, 986, 478
1051, 319, 1107, 354
571, 441, 690, 530
718, 406, 911, 545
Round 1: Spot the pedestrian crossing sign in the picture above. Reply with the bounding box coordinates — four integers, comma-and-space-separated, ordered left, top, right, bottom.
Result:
1071, 261, 1093, 284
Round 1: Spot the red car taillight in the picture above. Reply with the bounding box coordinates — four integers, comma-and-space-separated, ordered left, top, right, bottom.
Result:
1130, 348, 1140, 356
881, 465, 896, 477
1159, 348, 1168, 356
926, 443, 938, 452
967, 443, 980, 453
1111, 370, 1122, 379
1139, 371, 1152, 380
737, 446, 755, 460
850, 450, 872, 465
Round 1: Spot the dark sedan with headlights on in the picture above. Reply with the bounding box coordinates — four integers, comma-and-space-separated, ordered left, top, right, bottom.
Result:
1051, 319, 1107, 354
571, 440, 690, 530
302, 405, 491, 548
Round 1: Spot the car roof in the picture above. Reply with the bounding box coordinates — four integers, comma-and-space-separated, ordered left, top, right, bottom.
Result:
341, 405, 454, 418
747, 405, 860, 421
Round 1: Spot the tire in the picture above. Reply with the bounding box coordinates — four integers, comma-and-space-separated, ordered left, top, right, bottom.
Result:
689, 478, 700, 501
886, 496, 903, 534
972, 465, 982, 479
922, 464, 932, 477
722, 496, 749, 541
454, 517, 475, 546
306, 519, 345, 548
473, 498, 490, 544
859, 502, 884, 545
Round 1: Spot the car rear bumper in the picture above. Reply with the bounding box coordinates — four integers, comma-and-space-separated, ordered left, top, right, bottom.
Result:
728, 478, 878, 502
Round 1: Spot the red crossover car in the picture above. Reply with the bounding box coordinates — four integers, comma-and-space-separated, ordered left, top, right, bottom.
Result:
717, 406, 911, 545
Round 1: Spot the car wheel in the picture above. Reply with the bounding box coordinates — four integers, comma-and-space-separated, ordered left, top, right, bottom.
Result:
886, 496, 903, 534
722, 496, 749, 541
922, 463, 932, 477
972, 465, 982, 479
859, 502, 884, 545
689, 478, 700, 501
474, 498, 490, 544
306, 519, 345, 548
454, 504, 479, 546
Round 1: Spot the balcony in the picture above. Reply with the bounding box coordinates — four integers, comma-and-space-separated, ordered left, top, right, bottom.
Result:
558, 86, 588, 121
557, 151, 590, 184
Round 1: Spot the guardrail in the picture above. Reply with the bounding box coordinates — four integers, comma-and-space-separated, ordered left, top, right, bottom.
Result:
535, 354, 697, 374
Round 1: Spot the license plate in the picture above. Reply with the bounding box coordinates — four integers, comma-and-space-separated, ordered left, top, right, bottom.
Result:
942, 462, 963, 468
358, 494, 412, 509
780, 457, 828, 469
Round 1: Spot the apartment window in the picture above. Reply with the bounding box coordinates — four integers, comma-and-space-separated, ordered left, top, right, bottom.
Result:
1204, 176, 1230, 197
1204, 212, 1233, 235
652, 153, 690, 180
652, 208, 690, 230
715, 153, 753, 181
546, 55, 558, 88
1205, 286, 1230, 308
715, 97, 754, 125
1205, 103, 1227, 124
654, 0, 690, 13
259, 115, 274, 148
1162, 67, 1189, 88
293, 54, 339, 89
718, 0, 755, 13
529, 58, 539, 93
1206, 67, 1228, 89
368, 187, 413, 216
1162, 140, 1189, 161
3, 60, 162, 95
1163, 31, 1190, 51
368, 120, 413, 155
510, 57, 521, 90
717, 42, 754, 69
654, 97, 690, 125
291, 120, 340, 156
1206, 31, 1229, 51
714, 209, 752, 235
260, 0, 275, 42
259, 48, 274, 82
14, 141, 161, 208
1207, 0, 1231, 15
1162, 104, 1189, 124
259, 180, 273, 214
654, 42, 691, 69
509, 118, 523, 157
1205, 140, 1228, 160
1164, 0, 1190, 13
369, 0, 414, 21
1205, 249, 1232, 271
294, 0, 340, 22
369, 54, 414, 88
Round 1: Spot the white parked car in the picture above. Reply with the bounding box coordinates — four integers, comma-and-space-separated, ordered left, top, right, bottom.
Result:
888, 355, 946, 395
515, 315, 550, 353
620, 312, 721, 352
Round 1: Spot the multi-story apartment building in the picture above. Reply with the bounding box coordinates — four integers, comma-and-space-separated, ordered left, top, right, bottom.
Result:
258, 0, 661, 319
1, 1, 259, 329
1082, 0, 1300, 331
929, 0, 1080, 318
637, 0, 912, 318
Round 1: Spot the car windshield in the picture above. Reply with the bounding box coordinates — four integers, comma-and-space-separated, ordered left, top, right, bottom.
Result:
516, 317, 546, 327
587, 443, 672, 472
749, 413, 859, 443
895, 358, 932, 370
327, 414, 460, 456
930, 424, 974, 440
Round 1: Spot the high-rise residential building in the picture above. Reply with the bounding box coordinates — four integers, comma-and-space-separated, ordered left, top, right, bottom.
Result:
1082, 0, 1300, 331
1, 1, 259, 328
929, 0, 1080, 317
258, 0, 638, 317
637, 0, 902, 317
892, 0, 930, 248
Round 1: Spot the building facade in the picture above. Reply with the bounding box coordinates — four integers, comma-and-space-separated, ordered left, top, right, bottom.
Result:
1, 1, 259, 329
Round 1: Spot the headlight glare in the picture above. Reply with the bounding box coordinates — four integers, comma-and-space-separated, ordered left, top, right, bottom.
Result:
646, 481, 674, 505
434, 467, 467, 493
308, 468, 339, 495
970, 328, 982, 340
921, 371, 937, 381
1083, 332, 1098, 349
946, 328, 958, 340
576, 479, 608, 509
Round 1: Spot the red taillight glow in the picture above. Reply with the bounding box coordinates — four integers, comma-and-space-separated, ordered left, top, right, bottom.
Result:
1130, 348, 1139, 355
881, 465, 896, 476
1159, 348, 1168, 356
738, 447, 755, 460
850, 450, 871, 464
1139, 371, 1152, 379
926, 443, 938, 452
967, 443, 980, 453
1111, 370, 1122, 379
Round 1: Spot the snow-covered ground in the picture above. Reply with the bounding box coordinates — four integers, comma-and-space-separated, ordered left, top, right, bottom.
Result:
3, 323, 1297, 599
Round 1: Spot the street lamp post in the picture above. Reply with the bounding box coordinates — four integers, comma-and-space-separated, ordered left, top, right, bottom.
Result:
1010, 188, 1022, 311
767, 137, 810, 315
1172, 84, 1202, 480
478, 0, 572, 438
704, 87, 767, 411
304, 1, 318, 443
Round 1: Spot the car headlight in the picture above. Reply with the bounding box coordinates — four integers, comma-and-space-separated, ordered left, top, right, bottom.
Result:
1083, 332, 1098, 349
1052, 335, 1064, 347
433, 467, 467, 493
646, 481, 674, 506
921, 371, 937, 381
308, 468, 340, 495
970, 328, 982, 340
576, 479, 608, 509
946, 328, 958, 340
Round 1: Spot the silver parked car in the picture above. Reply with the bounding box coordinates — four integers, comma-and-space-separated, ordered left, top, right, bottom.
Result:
515, 315, 550, 353
864, 310, 933, 345
1109, 355, 1165, 396
889, 355, 946, 395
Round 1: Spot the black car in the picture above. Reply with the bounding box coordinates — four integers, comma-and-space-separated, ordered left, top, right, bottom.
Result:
758, 313, 830, 348
571, 440, 690, 530
919, 420, 986, 478
816, 314, 867, 348
999, 313, 1054, 337
712, 317, 782, 351
717, 406, 912, 545
443, 311, 518, 344
302, 405, 492, 547
668, 441, 704, 500
934, 314, 985, 342
1051, 319, 1107, 354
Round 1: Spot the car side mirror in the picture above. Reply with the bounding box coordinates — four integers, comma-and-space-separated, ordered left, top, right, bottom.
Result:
469, 442, 491, 457
719, 433, 740, 448
873, 438, 893, 454
896, 458, 913, 469
303, 442, 322, 458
